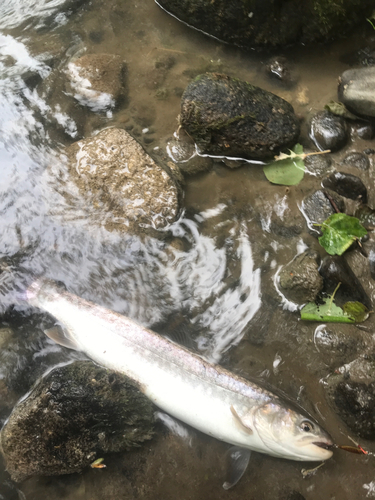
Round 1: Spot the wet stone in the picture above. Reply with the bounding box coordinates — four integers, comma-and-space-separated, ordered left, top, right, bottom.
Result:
65, 127, 180, 234
264, 56, 295, 87
0, 361, 154, 482
342, 151, 370, 171
310, 110, 348, 152
325, 358, 375, 440
66, 54, 127, 112
278, 251, 323, 305
304, 152, 333, 176
322, 171, 367, 204
301, 189, 345, 235
350, 121, 375, 140
338, 67, 375, 118
180, 73, 300, 160
319, 255, 371, 309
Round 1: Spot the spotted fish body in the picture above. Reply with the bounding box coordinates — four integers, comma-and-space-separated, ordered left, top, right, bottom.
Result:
26, 279, 333, 464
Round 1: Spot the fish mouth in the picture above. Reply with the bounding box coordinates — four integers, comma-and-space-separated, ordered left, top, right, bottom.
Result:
313, 441, 333, 450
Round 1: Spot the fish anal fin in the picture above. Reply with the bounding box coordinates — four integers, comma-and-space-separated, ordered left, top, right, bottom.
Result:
230, 405, 253, 435
44, 324, 80, 351
223, 446, 251, 490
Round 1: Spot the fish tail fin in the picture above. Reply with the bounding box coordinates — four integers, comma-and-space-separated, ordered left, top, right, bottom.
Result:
44, 324, 81, 351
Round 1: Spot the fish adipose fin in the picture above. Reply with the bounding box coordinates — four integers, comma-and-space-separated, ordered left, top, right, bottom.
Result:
223, 446, 251, 490
230, 405, 253, 435
44, 324, 80, 351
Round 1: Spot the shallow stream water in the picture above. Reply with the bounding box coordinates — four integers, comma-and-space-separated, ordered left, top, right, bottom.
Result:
1, 1, 375, 499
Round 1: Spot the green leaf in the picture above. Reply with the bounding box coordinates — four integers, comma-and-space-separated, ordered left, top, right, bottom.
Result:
263, 144, 305, 186
342, 301, 370, 323
301, 297, 355, 323
324, 101, 358, 120
318, 213, 367, 256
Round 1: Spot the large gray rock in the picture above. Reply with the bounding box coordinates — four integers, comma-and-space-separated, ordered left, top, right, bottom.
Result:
65, 128, 180, 233
156, 0, 373, 47
338, 67, 375, 118
180, 73, 300, 160
0, 361, 154, 482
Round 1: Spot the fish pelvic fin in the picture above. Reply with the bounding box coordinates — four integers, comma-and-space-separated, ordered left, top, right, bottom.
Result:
44, 324, 80, 351
230, 405, 253, 435
223, 446, 251, 490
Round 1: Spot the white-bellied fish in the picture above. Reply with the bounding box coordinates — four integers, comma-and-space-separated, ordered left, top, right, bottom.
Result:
25, 279, 333, 488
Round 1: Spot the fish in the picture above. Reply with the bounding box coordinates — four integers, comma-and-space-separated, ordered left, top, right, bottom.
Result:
25, 278, 333, 488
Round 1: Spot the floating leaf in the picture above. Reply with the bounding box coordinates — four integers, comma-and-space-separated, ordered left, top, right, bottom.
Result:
343, 301, 370, 323
263, 144, 330, 186
318, 213, 367, 256
263, 144, 305, 186
324, 101, 359, 120
301, 297, 355, 323
301, 283, 369, 324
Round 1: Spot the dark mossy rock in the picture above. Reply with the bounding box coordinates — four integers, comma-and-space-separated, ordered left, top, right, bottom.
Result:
322, 171, 367, 203
180, 73, 300, 160
279, 251, 323, 305
310, 111, 348, 152
325, 358, 375, 440
156, 0, 373, 48
0, 361, 154, 482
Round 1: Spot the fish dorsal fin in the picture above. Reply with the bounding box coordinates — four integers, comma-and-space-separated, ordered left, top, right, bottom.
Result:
230, 405, 253, 435
223, 446, 251, 490
44, 324, 80, 351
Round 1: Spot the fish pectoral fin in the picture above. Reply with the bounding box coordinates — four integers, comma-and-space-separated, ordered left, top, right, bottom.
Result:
223, 446, 251, 490
44, 324, 80, 351
230, 405, 253, 435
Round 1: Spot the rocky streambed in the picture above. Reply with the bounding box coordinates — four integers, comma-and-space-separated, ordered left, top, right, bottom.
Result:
1, 1, 375, 499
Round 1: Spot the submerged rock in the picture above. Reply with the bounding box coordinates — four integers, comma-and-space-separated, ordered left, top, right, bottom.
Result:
156, 0, 373, 48
319, 255, 371, 309
66, 54, 127, 112
310, 111, 348, 152
342, 151, 370, 171
322, 171, 367, 204
180, 73, 300, 160
338, 67, 375, 118
314, 324, 367, 367
350, 121, 375, 140
264, 56, 295, 87
278, 251, 323, 305
65, 127, 180, 233
325, 357, 375, 440
304, 152, 333, 176
0, 361, 154, 482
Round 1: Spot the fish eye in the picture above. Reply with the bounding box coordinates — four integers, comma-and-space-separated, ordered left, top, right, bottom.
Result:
300, 420, 314, 432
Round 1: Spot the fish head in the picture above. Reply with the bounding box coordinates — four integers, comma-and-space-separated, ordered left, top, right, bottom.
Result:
252, 401, 333, 461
